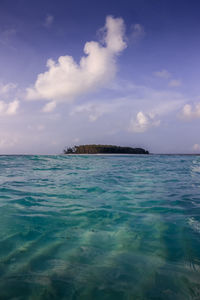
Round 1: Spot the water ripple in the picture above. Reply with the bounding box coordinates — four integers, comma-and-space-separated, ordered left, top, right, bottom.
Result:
0, 155, 200, 299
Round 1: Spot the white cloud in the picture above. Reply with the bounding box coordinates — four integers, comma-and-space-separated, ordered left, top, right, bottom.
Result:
193, 144, 200, 151
70, 81, 185, 131
70, 101, 121, 122
42, 101, 57, 112
0, 83, 17, 95
0, 135, 19, 149
6, 100, 19, 115
153, 71, 181, 88
169, 79, 182, 87
129, 111, 160, 133
71, 103, 105, 122
44, 14, 54, 28
27, 16, 127, 104
154, 69, 171, 79
181, 103, 200, 120
130, 24, 145, 41
0, 99, 19, 116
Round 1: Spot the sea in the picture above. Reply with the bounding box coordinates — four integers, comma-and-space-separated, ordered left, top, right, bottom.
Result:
0, 154, 200, 299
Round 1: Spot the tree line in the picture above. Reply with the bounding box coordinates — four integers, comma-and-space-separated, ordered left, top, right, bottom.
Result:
64, 144, 149, 154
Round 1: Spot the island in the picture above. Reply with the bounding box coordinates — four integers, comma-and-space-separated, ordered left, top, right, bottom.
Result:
64, 144, 149, 154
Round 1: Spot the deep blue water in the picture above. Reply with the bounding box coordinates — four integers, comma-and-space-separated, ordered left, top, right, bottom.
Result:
0, 154, 200, 299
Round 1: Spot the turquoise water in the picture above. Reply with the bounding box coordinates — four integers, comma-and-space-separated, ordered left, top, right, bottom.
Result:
0, 155, 200, 299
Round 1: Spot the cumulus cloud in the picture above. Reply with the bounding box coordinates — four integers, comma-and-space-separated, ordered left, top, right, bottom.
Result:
71, 103, 106, 122
154, 70, 181, 88
154, 69, 171, 79
169, 79, 182, 87
70, 101, 121, 122
129, 111, 160, 133
6, 100, 19, 115
193, 144, 200, 151
130, 24, 145, 41
27, 16, 127, 107
0, 136, 18, 149
181, 103, 200, 120
0, 100, 19, 116
42, 101, 57, 113
0, 83, 17, 95
44, 14, 54, 28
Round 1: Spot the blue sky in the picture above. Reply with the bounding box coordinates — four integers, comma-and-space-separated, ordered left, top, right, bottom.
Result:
0, 0, 200, 154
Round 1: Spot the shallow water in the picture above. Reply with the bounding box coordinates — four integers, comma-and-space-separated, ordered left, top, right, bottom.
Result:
0, 154, 200, 299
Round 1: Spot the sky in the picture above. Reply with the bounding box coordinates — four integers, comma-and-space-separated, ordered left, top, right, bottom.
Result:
0, 0, 200, 154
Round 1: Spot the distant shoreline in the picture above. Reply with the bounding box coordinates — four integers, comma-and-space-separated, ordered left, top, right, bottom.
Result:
63, 153, 150, 156
0, 153, 200, 156
63, 144, 149, 155
63, 153, 200, 156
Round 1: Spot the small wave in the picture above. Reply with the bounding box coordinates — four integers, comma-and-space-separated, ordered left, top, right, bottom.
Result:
191, 166, 200, 173
188, 217, 200, 233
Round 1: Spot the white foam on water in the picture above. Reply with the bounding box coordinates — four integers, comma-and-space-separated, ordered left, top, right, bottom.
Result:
188, 217, 200, 233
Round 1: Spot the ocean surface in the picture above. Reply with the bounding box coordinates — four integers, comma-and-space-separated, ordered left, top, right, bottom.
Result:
0, 155, 200, 299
